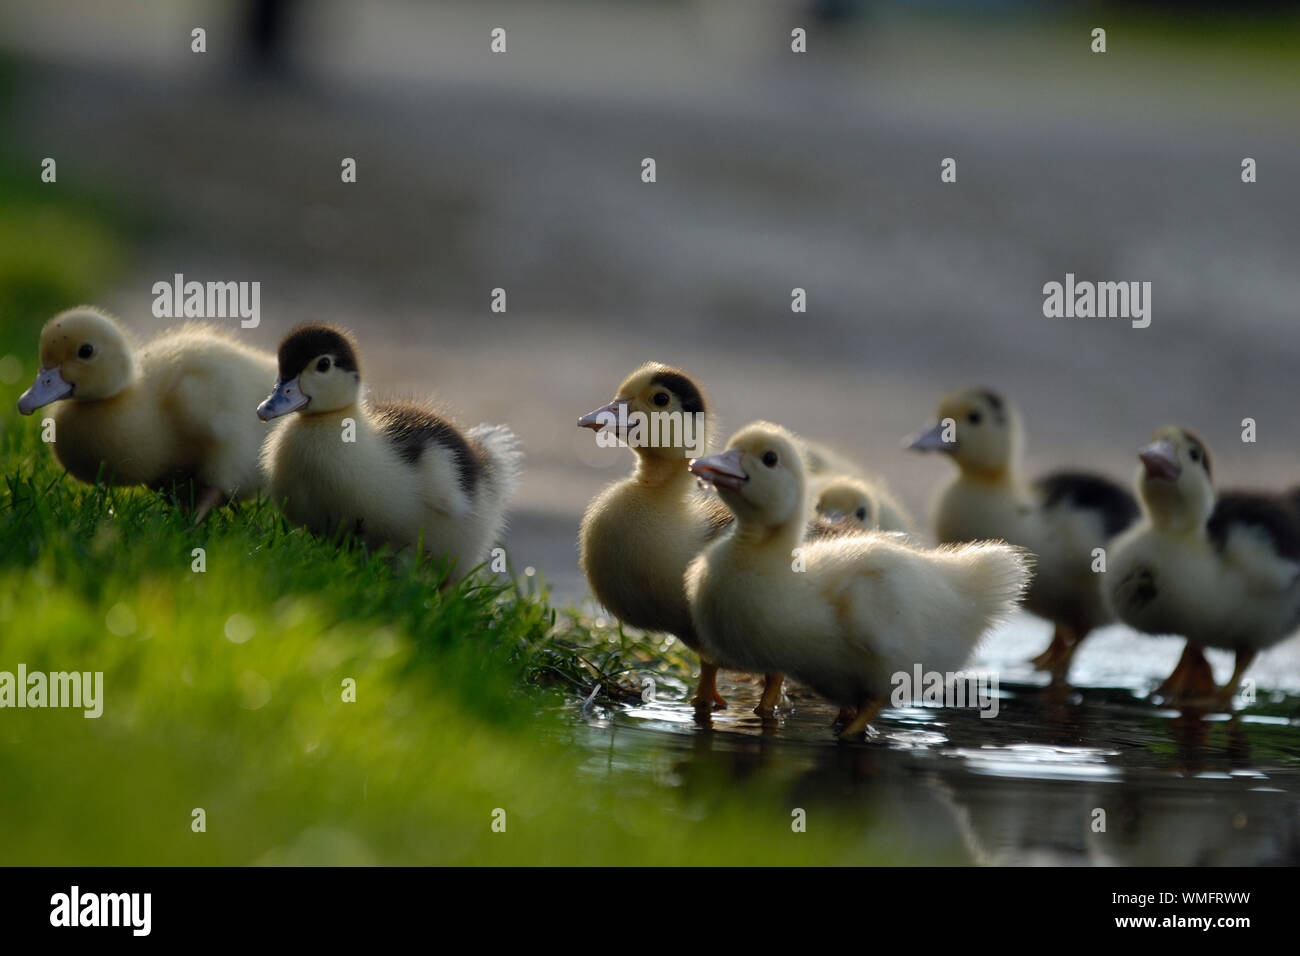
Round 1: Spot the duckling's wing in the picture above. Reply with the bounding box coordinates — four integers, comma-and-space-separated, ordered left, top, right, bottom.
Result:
1034, 471, 1139, 538
1209, 493, 1300, 594
372, 401, 477, 517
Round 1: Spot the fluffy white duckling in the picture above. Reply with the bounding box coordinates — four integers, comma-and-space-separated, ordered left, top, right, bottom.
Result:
1107, 427, 1300, 707
257, 324, 520, 577
16, 305, 276, 521
803, 440, 914, 533
687, 421, 1031, 739
908, 387, 1138, 681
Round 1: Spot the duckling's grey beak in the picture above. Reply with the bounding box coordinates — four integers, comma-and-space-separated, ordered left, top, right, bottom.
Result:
689, 449, 748, 490
906, 421, 953, 452
257, 377, 308, 421
16, 366, 73, 415
1139, 440, 1180, 482
577, 399, 627, 431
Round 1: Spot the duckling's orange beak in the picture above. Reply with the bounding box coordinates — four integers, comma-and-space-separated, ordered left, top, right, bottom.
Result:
577, 399, 627, 431
1138, 440, 1180, 482
16, 366, 73, 414
906, 421, 953, 452
689, 449, 748, 490
258, 377, 309, 421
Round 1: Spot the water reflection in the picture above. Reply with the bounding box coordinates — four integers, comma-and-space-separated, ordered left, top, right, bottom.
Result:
572, 619, 1300, 865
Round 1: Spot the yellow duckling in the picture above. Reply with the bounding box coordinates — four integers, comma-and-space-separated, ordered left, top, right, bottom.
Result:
687, 422, 1031, 738
802, 440, 914, 534
1108, 427, 1300, 707
577, 362, 761, 713
257, 324, 520, 577
16, 306, 276, 521
908, 387, 1138, 681
814, 475, 913, 534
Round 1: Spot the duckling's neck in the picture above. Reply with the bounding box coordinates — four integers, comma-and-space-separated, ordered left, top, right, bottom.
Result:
633, 453, 694, 493
957, 461, 1024, 492
731, 512, 805, 554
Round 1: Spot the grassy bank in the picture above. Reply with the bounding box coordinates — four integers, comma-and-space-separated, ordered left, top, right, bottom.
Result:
0, 164, 898, 866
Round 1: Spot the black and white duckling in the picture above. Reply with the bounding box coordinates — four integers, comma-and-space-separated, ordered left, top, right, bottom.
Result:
16, 305, 277, 521
257, 324, 520, 577
803, 440, 914, 533
1107, 427, 1300, 707
687, 421, 1031, 739
908, 387, 1138, 681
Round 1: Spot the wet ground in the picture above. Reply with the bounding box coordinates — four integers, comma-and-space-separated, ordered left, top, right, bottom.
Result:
4, 0, 1300, 864
574, 618, 1300, 865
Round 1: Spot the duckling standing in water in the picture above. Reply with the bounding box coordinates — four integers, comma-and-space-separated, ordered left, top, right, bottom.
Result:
578, 363, 772, 714
16, 306, 277, 521
257, 324, 520, 577
908, 387, 1138, 681
687, 422, 1031, 739
1108, 428, 1300, 707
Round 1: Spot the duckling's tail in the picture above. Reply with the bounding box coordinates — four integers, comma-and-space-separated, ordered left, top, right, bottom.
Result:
469, 423, 523, 506
950, 540, 1034, 630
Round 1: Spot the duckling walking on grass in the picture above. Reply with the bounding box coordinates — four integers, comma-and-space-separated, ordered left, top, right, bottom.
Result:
908, 387, 1138, 681
257, 324, 520, 578
16, 306, 277, 522
1108, 428, 1300, 708
687, 422, 1030, 739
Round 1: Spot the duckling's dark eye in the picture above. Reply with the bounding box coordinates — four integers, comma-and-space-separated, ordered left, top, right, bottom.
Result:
1189, 447, 1201, 463
316, 357, 331, 373
967, 411, 982, 425
77, 344, 93, 359
652, 392, 670, 407
761, 451, 778, 468
855, 507, 867, 520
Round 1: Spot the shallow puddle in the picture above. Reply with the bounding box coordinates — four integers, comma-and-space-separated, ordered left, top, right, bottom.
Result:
568, 615, 1300, 865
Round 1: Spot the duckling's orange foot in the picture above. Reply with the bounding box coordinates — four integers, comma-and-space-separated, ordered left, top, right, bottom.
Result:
837, 697, 883, 740
691, 691, 727, 712
831, 706, 858, 727
1028, 626, 1078, 678
1154, 643, 1216, 703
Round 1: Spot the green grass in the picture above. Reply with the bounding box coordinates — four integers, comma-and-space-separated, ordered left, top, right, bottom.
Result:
0, 157, 899, 866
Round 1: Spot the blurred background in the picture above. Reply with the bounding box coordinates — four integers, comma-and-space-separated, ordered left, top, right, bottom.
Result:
2, 0, 1300, 867
2, 0, 1299, 600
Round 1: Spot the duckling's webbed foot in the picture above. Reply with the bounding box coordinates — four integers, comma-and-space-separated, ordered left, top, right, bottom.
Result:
831, 706, 858, 727
838, 696, 883, 740
754, 672, 784, 719
1028, 624, 1079, 679
691, 661, 728, 712
1154, 642, 1217, 703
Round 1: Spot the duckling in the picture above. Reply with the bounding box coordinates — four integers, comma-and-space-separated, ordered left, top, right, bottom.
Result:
257, 324, 520, 577
577, 363, 842, 717
15, 306, 277, 521
814, 475, 913, 534
1107, 427, 1300, 707
577, 363, 767, 713
687, 422, 1030, 739
803, 440, 914, 533
908, 387, 1138, 681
